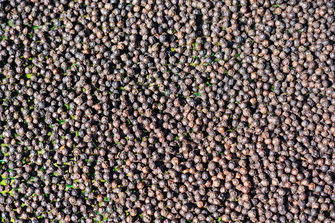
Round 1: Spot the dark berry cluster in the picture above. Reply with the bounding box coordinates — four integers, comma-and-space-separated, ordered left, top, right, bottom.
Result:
1, 0, 335, 222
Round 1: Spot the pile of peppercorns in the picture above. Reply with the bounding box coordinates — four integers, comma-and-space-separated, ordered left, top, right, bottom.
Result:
1, 0, 335, 222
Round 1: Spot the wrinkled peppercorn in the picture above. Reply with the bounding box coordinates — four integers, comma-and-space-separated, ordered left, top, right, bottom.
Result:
0, 0, 335, 222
